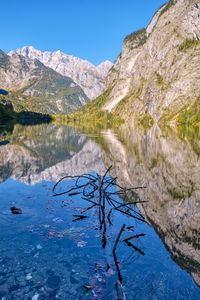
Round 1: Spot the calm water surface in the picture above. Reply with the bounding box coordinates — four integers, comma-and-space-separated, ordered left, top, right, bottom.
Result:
0, 123, 200, 299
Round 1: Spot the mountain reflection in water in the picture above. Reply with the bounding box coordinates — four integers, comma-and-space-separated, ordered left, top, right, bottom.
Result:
0, 122, 200, 299
0, 124, 105, 184
100, 124, 200, 287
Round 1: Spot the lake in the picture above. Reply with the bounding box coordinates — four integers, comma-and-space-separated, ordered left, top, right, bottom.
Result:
0, 122, 200, 299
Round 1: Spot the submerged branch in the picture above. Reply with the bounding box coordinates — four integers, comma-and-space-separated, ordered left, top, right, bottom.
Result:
113, 224, 125, 253
53, 166, 147, 298
124, 240, 145, 255
124, 233, 146, 242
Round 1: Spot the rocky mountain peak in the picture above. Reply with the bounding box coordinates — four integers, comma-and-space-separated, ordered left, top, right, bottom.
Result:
0, 49, 90, 114
96, 60, 113, 74
9, 46, 113, 99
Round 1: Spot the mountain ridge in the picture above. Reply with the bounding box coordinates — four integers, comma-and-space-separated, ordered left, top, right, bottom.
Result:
0, 50, 90, 114
9, 46, 113, 100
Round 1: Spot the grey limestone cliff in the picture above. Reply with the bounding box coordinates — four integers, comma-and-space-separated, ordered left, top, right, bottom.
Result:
9, 46, 113, 100
0, 50, 89, 114
102, 0, 200, 125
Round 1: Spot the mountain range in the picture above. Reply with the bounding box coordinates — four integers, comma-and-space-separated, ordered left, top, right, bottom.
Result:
9, 46, 113, 100
0, 49, 91, 114
0, 48, 112, 116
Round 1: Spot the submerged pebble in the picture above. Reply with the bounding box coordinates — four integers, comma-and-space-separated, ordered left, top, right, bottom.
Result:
32, 293, 39, 300
26, 273, 32, 280
36, 244, 42, 250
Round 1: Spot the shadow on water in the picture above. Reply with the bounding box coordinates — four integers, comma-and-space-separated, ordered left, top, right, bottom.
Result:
0, 110, 52, 142
0, 93, 52, 126
16, 111, 52, 126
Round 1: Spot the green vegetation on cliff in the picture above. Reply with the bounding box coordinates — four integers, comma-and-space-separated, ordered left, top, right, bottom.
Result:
54, 88, 124, 126
159, 0, 175, 17
0, 90, 50, 114
177, 96, 200, 126
155, 72, 164, 86
139, 114, 155, 129
178, 39, 200, 52
0, 103, 15, 120
124, 28, 147, 48
0, 91, 52, 126
0, 85, 86, 115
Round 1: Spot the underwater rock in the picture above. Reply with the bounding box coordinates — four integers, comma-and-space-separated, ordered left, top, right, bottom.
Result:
32, 293, 39, 300
36, 244, 42, 250
26, 273, 32, 280
10, 206, 22, 214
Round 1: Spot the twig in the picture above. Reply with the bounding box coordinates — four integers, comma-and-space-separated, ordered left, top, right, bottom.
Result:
107, 208, 112, 225
114, 201, 148, 210
124, 240, 145, 255
72, 215, 88, 222
82, 204, 96, 213
68, 192, 81, 196
104, 177, 118, 191
81, 197, 99, 206
113, 224, 125, 253
53, 167, 147, 300
116, 280, 126, 300
114, 207, 147, 223
124, 233, 146, 242
102, 165, 112, 181
53, 174, 94, 193
113, 253, 123, 284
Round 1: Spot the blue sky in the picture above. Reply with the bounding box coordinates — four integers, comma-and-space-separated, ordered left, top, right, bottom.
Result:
1, 0, 167, 65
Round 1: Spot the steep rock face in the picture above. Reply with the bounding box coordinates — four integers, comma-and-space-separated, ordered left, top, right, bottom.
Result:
103, 0, 200, 124
0, 50, 89, 114
9, 46, 113, 100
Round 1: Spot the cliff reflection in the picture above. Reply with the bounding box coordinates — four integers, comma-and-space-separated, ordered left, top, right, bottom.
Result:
95, 124, 200, 287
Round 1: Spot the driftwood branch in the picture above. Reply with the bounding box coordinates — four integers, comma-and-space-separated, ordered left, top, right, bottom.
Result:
53, 166, 147, 300
113, 224, 125, 253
